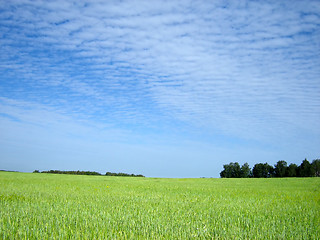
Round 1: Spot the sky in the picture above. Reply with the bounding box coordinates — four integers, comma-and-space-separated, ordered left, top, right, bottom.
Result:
0, 0, 319, 178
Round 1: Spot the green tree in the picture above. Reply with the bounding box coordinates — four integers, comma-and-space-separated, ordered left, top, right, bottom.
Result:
299, 159, 312, 177
220, 162, 241, 178
240, 163, 252, 178
286, 163, 298, 177
220, 165, 229, 178
311, 159, 320, 177
252, 163, 274, 178
231, 162, 241, 178
274, 160, 288, 177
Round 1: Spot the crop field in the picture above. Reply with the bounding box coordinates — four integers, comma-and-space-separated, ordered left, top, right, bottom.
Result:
0, 172, 319, 239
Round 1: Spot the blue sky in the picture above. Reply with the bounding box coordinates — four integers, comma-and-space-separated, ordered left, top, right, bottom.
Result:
0, 0, 319, 177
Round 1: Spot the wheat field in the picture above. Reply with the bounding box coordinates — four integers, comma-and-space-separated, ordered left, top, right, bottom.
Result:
0, 172, 319, 239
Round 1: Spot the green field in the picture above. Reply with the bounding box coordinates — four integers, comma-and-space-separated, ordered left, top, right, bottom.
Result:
0, 172, 319, 239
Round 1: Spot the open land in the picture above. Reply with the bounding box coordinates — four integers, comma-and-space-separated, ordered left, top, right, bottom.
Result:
0, 172, 319, 239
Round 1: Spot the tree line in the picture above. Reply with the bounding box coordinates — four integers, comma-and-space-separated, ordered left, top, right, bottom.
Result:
33, 170, 145, 177
220, 158, 320, 178
105, 172, 144, 177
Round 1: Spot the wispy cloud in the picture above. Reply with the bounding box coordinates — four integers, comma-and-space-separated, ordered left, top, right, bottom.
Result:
1, 0, 319, 176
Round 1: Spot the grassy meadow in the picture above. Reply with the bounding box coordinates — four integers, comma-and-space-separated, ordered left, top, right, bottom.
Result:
0, 172, 319, 239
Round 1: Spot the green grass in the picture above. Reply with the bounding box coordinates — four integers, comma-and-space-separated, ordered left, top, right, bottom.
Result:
0, 172, 319, 239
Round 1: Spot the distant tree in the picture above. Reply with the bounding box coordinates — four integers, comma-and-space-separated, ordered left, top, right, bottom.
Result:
252, 163, 274, 178
105, 171, 144, 177
33, 170, 40, 173
231, 162, 241, 178
311, 159, 320, 177
41, 170, 102, 176
220, 158, 319, 178
286, 163, 298, 177
274, 160, 288, 177
299, 159, 312, 177
252, 163, 264, 178
220, 163, 231, 178
220, 162, 241, 178
240, 163, 252, 178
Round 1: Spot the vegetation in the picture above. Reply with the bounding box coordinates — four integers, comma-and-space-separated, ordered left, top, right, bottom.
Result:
35, 170, 145, 177
220, 158, 320, 178
105, 172, 144, 177
40, 170, 102, 175
0, 172, 319, 239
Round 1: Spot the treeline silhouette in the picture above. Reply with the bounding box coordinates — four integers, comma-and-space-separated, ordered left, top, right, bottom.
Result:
39, 170, 102, 175
34, 170, 144, 177
220, 158, 320, 178
105, 172, 144, 177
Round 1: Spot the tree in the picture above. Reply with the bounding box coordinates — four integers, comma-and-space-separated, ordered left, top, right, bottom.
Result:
220, 158, 320, 178
311, 159, 320, 177
274, 160, 288, 177
220, 163, 231, 178
252, 163, 274, 178
105, 171, 144, 177
286, 163, 298, 177
299, 159, 312, 177
41, 170, 102, 175
230, 162, 241, 178
240, 163, 252, 178
220, 162, 241, 178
